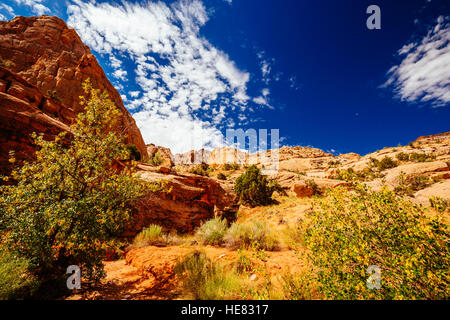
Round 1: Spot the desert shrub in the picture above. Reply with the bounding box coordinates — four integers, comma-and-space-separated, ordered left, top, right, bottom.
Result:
303, 185, 449, 299
0, 56, 15, 69
196, 217, 228, 245
394, 173, 432, 196
223, 163, 240, 171
281, 272, 315, 300
224, 220, 279, 251
216, 172, 227, 180
305, 179, 321, 195
429, 196, 449, 213
190, 163, 209, 176
234, 165, 279, 207
409, 152, 435, 162
147, 151, 163, 166
133, 224, 164, 247
334, 166, 380, 182
174, 250, 241, 300
372, 156, 398, 171
235, 249, 255, 275
328, 160, 341, 168
396, 152, 410, 161
335, 168, 357, 182
126, 144, 141, 161
0, 80, 167, 284
0, 248, 39, 300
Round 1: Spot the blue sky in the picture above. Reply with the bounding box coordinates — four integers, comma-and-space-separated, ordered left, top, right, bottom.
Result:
1, 0, 449, 155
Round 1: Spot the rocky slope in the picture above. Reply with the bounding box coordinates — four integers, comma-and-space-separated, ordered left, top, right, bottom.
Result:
176, 132, 450, 207
0, 15, 147, 175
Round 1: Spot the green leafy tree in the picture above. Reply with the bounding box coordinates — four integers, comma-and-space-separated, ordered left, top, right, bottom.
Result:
234, 165, 280, 207
0, 80, 164, 284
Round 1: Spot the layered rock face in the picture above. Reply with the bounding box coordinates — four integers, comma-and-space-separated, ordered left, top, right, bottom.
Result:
174, 145, 335, 168
0, 66, 73, 176
146, 144, 174, 168
173, 148, 211, 165
123, 165, 238, 236
0, 15, 147, 173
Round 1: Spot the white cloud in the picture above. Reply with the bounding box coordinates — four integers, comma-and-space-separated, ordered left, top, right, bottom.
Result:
0, 13, 5, 20
257, 51, 275, 84
112, 68, 127, 81
0, 4, 15, 17
129, 91, 140, 98
382, 16, 450, 107
67, 0, 252, 153
253, 93, 274, 109
13, 0, 50, 16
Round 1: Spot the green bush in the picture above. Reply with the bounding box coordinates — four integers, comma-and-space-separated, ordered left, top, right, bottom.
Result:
396, 152, 434, 163
409, 152, 434, 163
396, 152, 410, 162
147, 151, 163, 166
133, 224, 164, 247
174, 250, 241, 300
303, 185, 449, 299
372, 156, 398, 171
394, 173, 432, 196
190, 163, 209, 176
126, 144, 141, 161
216, 172, 227, 180
224, 220, 279, 251
234, 165, 278, 207
196, 217, 228, 245
223, 163, 240, 171
0, 248, 39, 300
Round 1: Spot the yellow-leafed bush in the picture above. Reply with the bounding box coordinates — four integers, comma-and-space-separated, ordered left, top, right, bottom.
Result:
303, 184, 449, 299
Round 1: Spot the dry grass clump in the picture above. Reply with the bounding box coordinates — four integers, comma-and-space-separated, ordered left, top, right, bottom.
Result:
196, 217, 228, 245
224, 220, 280, 251
174, 250, 243, 300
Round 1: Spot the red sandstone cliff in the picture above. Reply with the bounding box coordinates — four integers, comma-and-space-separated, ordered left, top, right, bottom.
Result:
0, 15, 147, 174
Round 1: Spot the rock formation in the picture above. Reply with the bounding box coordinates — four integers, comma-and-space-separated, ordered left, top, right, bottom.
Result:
173, 148, 211, 165
146, 144, 174, 168
0, 66, 72, 176
122, 165, 238, 236
0, 15, 147, 176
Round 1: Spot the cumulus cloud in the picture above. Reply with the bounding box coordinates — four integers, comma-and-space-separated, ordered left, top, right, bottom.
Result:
13, 0, 50, 16
67, 0, 253, 153
382, 16, 450, 107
